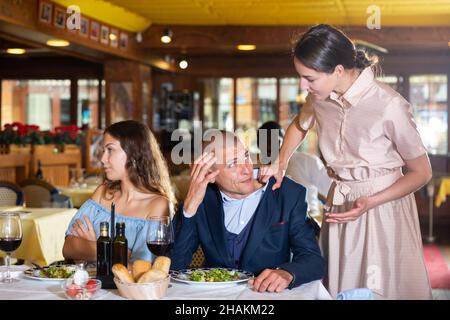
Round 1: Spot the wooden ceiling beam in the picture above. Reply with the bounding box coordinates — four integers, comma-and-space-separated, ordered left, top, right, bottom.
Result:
141, 25, 450, 55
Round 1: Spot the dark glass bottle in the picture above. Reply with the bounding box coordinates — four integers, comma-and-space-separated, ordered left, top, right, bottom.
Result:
96, 221, 111, 276
35, 160, 43, 179
112, 222, 128, 267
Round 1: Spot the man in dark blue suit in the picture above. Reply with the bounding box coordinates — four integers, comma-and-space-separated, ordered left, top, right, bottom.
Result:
171, 130, 325, 293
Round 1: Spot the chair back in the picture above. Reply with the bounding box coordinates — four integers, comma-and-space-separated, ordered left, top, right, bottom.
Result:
189, 246, 205, 268
0, 181, 24, 206
19, 178, 72, 208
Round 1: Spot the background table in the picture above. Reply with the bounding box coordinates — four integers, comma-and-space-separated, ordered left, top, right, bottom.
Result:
0, 206, 77, 266
0, 271, 332, 300
59, 186, 97, 208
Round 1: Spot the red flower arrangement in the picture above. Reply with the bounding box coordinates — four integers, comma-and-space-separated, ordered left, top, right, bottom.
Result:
0, 122, 82, 145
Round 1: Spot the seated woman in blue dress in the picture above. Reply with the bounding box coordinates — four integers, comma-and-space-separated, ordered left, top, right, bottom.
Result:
63, 120, 176, 263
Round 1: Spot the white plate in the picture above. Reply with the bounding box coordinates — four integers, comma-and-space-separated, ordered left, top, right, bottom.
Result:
14, 210, 32, 216
0, 210, 31, 216
23, 265, 76, 281
170, 268, 253, 286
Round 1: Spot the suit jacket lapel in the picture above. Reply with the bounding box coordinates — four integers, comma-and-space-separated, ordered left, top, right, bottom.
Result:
203, 184, 234, 266
240, 178, 279, 267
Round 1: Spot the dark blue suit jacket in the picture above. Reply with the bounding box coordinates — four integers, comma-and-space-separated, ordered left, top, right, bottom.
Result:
170, 177, 325, 288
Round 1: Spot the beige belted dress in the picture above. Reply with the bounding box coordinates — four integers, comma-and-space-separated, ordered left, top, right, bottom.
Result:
298, 67, 432, 300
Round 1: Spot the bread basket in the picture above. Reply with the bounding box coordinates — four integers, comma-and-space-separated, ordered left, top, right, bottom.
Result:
113, 275, 170, 300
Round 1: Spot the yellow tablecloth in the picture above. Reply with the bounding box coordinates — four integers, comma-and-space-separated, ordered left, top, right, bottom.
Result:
0, 206, 77, 266
60, 186, 97, 208
435, 177, 450, 208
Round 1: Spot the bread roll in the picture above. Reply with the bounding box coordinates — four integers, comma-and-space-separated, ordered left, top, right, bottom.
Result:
132, 260, 152, 282
137, 269, 167, 283
112, 263, 135, 284
152, 256, 171, 275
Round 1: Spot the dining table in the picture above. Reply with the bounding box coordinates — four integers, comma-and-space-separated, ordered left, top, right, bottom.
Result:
0, 267, 332, 300
0, 206, 78, 266
59, 185, 97, 208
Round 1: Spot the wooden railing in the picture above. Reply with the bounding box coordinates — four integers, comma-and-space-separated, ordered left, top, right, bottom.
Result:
0, 150, 30, 183
0, 144, 81, 187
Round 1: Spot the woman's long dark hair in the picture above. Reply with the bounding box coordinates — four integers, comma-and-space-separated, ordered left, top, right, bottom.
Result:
293, 24, 379, 74
103, 120, 177, 212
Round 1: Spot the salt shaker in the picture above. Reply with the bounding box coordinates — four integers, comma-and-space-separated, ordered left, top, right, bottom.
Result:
73, 263, 89, 285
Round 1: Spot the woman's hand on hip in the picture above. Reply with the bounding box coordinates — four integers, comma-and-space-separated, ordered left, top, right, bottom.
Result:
325, 196, 374, 223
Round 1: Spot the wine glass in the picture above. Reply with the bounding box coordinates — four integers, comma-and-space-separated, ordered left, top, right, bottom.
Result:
69, 168, 79, 188
146, 216, 174, 258
0, 212, 23, 283
77, 168, 87, 188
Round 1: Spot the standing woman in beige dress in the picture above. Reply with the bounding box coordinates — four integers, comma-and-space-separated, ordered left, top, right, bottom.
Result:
261, 24, 432, 299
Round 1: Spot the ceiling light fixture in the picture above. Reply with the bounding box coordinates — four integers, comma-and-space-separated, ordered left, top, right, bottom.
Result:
6, 48, 26, 55
161, 29, 173, 44
179, 59, 188, 69
46, 39, 70, 47
237, 44, 256, 51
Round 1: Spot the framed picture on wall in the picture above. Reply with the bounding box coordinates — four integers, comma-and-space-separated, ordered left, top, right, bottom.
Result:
90, 21, 100, 41
39, 1, 53, 24
100, 25, 109, 45
80, 17, 89, 37
110, 28, 118, 48
119, 32, 128, 51
54, 7, 65, 29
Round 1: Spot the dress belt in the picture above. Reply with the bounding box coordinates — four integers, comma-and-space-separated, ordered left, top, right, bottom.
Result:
323, 170, 402, 210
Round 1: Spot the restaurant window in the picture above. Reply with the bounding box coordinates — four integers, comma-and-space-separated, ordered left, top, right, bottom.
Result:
77, 79, 100, 129
377, 75, 400, 91
1, 79, 70, 130
409, 75, 448, 155
202, 78, 233, 131
235, 78, 276, 153
279, 77, 319, 156
279, 78, 301, 128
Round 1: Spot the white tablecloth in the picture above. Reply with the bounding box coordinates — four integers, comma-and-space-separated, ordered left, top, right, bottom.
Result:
0, 268, 332, 300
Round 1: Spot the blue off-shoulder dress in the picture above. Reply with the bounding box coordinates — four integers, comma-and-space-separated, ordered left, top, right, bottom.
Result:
65, 199, 153, 262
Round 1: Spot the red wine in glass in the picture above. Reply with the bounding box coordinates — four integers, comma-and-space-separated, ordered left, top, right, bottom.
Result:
0, 238, 22, 252
146, 241, 173, 256
146, 216, 174, 258
0, 212, 23, 283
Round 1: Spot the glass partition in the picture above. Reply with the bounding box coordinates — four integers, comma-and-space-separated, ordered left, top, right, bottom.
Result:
77, 79, 100, 128
202, 78, 234, 131
1, 79, 70, 130
409, 74, 448, 155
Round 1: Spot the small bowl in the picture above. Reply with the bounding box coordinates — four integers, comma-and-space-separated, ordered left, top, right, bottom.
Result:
61, 279, 102, 300
114, 275, 170, 300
